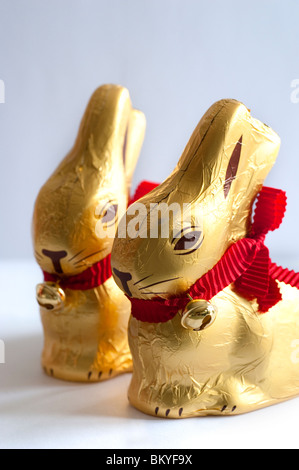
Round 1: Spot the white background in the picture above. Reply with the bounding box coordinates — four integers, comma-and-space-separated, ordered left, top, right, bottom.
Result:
1, 0, 299, 450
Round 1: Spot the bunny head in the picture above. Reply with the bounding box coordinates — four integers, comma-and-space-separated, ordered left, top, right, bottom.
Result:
111, 99, 280, 300
33, 84, 145, 277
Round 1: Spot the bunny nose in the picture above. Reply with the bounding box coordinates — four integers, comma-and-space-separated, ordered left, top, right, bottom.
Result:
42, 249, 68, 274
113, 268, 132, 297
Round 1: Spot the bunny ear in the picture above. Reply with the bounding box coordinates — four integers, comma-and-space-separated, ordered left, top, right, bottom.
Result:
224, 136, 243, 198
60, 84, 132, 172
124, 109, 146, 190
162, 99, 281, 208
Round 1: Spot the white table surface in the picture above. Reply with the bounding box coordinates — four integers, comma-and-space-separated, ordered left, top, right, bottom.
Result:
1, 259, 299, 450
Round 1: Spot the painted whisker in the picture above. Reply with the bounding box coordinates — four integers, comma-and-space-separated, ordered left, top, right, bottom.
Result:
73, 249, 105, 265
68, 249, 86, 262
133, 274, 153, 286
139, 277, 182, 291
141, 292, 168, 295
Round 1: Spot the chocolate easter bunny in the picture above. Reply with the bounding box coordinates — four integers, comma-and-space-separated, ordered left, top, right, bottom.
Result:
33, 84, 145, 382
111, 99, 299, 417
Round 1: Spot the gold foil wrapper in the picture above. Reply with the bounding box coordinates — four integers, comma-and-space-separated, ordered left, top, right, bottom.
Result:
111, 99, 299, 417
33, 84, 145, 382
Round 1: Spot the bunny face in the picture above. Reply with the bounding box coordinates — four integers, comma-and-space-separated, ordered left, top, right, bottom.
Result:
33, 85, 145, 276
111, 99, 280, 300
33, 169, 126, 276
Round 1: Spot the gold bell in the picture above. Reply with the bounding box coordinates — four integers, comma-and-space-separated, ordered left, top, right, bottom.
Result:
181, 298, 217, 331
36, 282, 66, 312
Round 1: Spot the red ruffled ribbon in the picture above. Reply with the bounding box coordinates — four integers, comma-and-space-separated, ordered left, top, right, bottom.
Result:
130, 186, 299, 323
128, 181, 159, 206
42, 181, 159, 291
43, 253, 112, 290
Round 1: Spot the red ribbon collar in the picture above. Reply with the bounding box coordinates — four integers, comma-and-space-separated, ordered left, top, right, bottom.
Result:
43, 253, 112, 291
129, 187, 299, 323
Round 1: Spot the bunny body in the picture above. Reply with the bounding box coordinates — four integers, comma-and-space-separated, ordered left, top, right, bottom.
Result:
112, 99, 299, 416
33, 85, 145, 382
128, 283, 299, 417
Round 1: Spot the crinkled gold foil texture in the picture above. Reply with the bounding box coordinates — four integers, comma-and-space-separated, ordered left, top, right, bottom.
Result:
111, 99, 299, 417
33, 84, 146, 382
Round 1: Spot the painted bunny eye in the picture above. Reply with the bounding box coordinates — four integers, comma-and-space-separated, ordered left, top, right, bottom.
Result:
101, 204, 118, 225
172, 228, 203, 255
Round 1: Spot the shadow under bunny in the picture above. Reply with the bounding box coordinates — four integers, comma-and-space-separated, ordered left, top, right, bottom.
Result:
0, 333, 155, 421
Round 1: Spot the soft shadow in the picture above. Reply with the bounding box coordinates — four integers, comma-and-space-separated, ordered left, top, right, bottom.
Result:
1, 333, 47, 391
0, 334, 155, 421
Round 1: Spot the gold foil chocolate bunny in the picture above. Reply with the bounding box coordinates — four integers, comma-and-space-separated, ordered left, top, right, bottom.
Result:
111, 99, 299, 417
33, 84, 145, 382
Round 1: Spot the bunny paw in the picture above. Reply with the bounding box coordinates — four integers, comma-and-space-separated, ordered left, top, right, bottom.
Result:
154, 407, 185, 418
87, 368, 114, 381
154, 404, 238, 418
220, 404, 237, 413
43, 366, 55, 378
